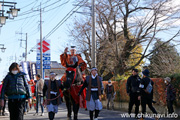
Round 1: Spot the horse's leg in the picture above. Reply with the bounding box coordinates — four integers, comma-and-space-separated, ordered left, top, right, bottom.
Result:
72, 97, 79, 120
64, 92, 72, 119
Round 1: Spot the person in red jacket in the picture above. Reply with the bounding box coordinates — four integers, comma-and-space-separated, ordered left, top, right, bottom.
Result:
28, 79, 36, 109
60, 46, 87, 71
0, 81, 6, 116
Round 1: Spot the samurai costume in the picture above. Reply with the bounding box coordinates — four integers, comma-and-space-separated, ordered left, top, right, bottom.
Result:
43, 79, 63, 120
79, 72, 104, 120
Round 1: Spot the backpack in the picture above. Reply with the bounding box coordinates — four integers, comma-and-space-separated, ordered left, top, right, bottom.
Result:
108, 85, 112, 93
145, 80, 152, 94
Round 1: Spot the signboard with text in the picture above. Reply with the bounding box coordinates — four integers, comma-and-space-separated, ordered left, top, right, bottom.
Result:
36, 39, 51, 69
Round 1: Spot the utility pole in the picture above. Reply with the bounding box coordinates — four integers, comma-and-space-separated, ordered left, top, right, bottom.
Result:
40, 3, 43, 79
15, 54, 17, 62
17, 31, 27, 61
25, 33, 27, 61
91, 0, 96, 68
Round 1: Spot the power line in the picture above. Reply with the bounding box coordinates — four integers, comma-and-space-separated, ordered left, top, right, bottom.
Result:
16, 1, 70, 33
7, 13, 40, 22
22, 0, 87, 57
43, 0, 69, 13
18, 0, 62, 16
20, 0, 38, 9
8, 1, 40, 63
7, 1, 69, 23
21, 1, 70, 52
17, 0, 47, 14
44, 0, 88, 39
17, 0, 40, 31
43, 0, 69, 27
5, 1, 68, 60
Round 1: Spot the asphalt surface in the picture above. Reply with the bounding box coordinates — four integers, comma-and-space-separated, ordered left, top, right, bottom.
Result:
0, 103, 178, 120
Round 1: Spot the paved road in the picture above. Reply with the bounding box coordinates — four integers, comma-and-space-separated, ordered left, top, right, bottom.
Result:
0, 103, 177, 120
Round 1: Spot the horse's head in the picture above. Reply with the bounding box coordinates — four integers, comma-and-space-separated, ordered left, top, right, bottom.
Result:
64, 62, 78, 89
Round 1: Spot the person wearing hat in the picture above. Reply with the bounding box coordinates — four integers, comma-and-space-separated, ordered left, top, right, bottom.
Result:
60, 46, 87, 72
164, 77, 176, 114
78, 67, 104, 120
105, 79, 114, 110
60, 46, 87, 119
126, 68, 141, 118
138, 69, 158, 120
33, 74, 44, 116
43, 72, 63, 120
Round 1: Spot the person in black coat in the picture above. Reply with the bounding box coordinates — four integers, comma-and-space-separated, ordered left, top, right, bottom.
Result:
126, 68, 141, 117
0, 63, 31, 120
105, 80, 115, 110
164, 77, 176, 114
138, 69, 158, 120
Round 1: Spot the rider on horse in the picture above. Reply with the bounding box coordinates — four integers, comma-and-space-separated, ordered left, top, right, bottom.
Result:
60, 46, 87, 120
60, 46, 87, 72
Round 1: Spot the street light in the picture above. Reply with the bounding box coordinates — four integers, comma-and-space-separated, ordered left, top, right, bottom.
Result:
10, 8, 20, 17
0, 44, 6, 52
0, 1, 20, 26
1, 46, 6, 52
0, 15, 8, 25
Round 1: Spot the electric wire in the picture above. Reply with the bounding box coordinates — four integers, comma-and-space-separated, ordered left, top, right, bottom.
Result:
20, 0, 38, 10
18, 0, 62, 16
17, 0, 52, 15
44, 0, 88, 39
15, 0, 87, 60
17, 0, 40, 32
7, 1, 69, 23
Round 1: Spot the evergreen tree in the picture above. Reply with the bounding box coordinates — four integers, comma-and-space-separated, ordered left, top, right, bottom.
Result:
149, 40, 180, 77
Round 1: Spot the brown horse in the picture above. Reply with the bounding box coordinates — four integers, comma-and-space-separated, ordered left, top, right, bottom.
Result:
63, 62, 85, 120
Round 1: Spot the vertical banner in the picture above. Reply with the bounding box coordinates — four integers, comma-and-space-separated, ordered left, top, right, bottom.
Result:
20, 61, 31, 81
31, 63, 37, 80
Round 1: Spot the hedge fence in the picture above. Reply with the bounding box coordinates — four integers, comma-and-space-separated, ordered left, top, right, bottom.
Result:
102, 75, 180, 107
